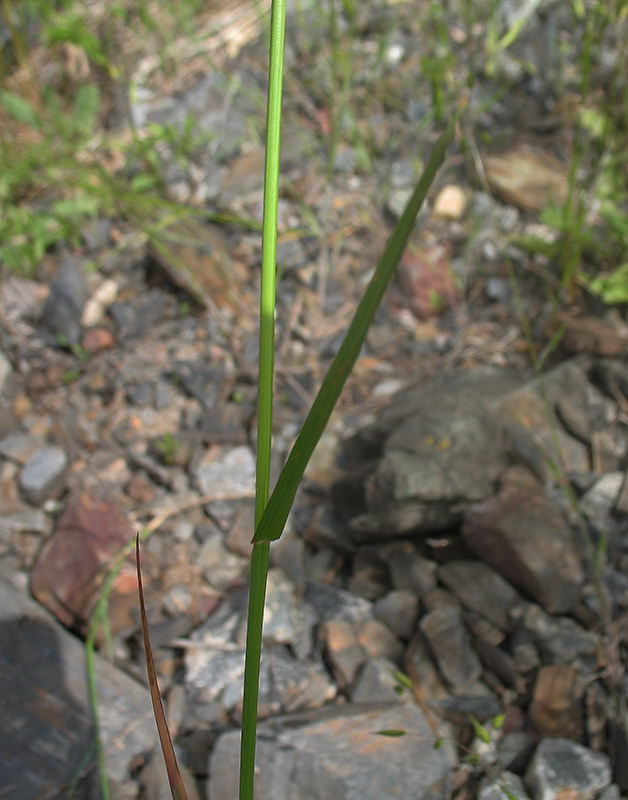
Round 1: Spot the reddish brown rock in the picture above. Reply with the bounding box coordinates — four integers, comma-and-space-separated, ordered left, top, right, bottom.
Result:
81, 326, 116, 353
147, 216, 237, 310
30, 493, 137, 635
529, 664, 584, 740
554, 313, 627, 358
399, 241, 461, 319
462, 466, 584, 614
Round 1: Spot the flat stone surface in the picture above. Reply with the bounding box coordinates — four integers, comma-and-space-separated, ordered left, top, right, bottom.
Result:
209, 703, 456, 800
484, 145, 569, 212
0, 576, 156, 800
147, 217, 236, 310
30, 493, 136, 634
463, 466, 585, 614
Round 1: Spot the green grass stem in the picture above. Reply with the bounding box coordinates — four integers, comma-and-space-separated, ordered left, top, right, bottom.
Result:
240, 1, 287, 799
253, 99, 464, 546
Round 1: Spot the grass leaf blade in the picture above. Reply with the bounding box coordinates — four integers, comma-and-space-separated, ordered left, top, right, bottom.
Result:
253, 103, 464, 545
136, 535, 189, 800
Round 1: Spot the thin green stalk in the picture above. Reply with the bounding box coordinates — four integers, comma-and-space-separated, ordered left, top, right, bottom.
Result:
85, 603, 111, 800
240, 2, 287, 799
85, 528, 152, 798
253, 102, 463, 545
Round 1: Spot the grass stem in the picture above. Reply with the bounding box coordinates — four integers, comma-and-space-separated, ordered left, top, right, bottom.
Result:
240, 2, 287, 799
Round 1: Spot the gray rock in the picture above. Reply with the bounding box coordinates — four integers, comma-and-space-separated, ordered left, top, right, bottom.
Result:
140, 748, 201, 800
81, 218, 112, 252
0, 349, 11, 393
270, 530, 307, 594
380, 542, 438, 598
419, 605, 483, 691
186, 644, 245, 706
404, 631, 450, 705
499, 730, 537, 773
349, 359, 599, 541
347, 547, 390, 600
349, 367, 526, 538
614, 470, 628, 515
437, 692, 501, 724
0, 509, 49, 543
496, 358, 592, 480
40, 255, 89, 346
185, 587, 332, 717
0, 576, 156, 799
254, 568, 316, 659
18, 446, 68, 505
579, 473, 624, 523
197, 530, 248, 592
514, 603, 599, 673
479, 772, 532, 800
0, 432, 46, 464
192, 444, 256, 499
350, 656, 407, 704
257, 646, 336, 716
386, 186, 414, 219
208, 703, 457, 800
357, 617, 403, 663
373, 589, 419, 638
463, 466, 584, 614
186, 641, 334, 719
305, 580, 373, 623
525, 738, 612, 800
597, 786, 621, 800
438, 561, 523, 631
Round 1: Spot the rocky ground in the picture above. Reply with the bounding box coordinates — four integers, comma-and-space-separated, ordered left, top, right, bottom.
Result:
2, 1, 628, 799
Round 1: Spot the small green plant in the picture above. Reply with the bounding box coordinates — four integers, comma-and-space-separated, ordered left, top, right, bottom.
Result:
511, 0, 628, 300
155, 432, 178, 465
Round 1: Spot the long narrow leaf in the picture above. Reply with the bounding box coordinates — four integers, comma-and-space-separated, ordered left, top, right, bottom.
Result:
136, 535, 189, 800
253, 101, 465, 544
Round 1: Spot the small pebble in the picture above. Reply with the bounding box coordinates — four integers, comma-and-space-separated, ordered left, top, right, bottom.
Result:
433, 185, 466, 220
18, 446, 68, 505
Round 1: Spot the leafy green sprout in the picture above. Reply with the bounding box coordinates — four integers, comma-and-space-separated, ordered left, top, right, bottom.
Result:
155, 432, 178, 465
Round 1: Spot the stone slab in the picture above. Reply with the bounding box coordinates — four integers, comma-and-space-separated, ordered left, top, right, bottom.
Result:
209, 703, 456, 800
0, 576, 156, 800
